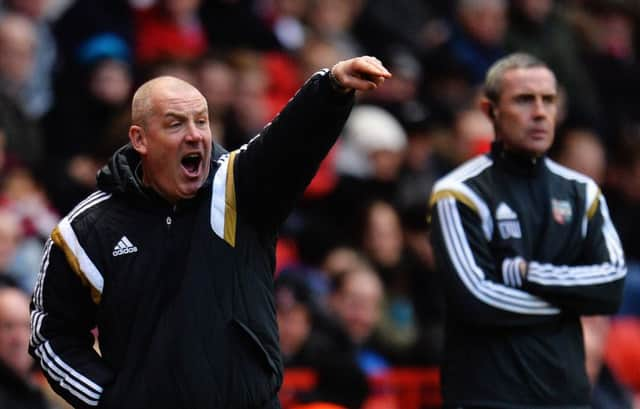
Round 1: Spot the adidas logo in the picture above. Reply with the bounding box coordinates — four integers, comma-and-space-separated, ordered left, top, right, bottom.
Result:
496, 203, 522, 239
496, 202, 518, 220
112, 236, 138, 256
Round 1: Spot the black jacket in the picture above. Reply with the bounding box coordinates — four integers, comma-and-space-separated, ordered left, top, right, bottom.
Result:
429, 142, 626, 408
29, 70, 355, 409
0, 361, 48, 409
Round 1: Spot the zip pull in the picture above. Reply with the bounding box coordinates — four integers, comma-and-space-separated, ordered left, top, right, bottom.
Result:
166, 205, 176, 229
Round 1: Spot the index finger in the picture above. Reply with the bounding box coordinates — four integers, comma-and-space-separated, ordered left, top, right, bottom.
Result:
358, 57, 392, 78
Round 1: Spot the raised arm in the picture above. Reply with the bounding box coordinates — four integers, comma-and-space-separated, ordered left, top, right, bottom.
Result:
209, 57, 391, 239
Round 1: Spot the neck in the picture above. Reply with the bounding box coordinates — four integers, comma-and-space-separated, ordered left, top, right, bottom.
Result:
138, 164, 178, 205
491, 141, 545, 177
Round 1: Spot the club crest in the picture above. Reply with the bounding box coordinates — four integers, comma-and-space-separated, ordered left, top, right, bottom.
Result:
551, 199, 572, 225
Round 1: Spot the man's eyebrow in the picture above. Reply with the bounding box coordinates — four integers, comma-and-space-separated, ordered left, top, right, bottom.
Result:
164, 109, 208, 118
164, 111, 186, 119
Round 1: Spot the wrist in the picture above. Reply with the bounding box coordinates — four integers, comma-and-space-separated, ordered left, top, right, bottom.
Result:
518, 259, 528, 280
328, 68, 351, 93
518, 260, 527, 279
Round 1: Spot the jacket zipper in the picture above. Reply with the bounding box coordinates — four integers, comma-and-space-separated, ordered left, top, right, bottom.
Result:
166, 205, 176, 231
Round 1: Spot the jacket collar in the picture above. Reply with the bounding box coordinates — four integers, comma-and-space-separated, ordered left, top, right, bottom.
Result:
490, 141, 546, 178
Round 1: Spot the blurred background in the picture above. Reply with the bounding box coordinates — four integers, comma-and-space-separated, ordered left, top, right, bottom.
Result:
0, 0, 639, 408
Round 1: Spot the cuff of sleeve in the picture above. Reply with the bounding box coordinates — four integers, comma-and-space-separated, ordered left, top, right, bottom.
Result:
502, 256, 525, 288
319, 69, 355, 103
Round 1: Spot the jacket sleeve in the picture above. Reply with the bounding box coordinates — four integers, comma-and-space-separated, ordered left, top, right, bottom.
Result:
429, 189, 562, 327
517, 194, 626, 315
209, 69, 354, 241
29, 237, 115, 408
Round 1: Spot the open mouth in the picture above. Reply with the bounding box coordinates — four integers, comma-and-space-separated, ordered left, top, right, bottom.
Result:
181, 153, 203, 177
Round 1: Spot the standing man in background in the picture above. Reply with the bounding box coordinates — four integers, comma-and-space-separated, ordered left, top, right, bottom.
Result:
429, 52, 626, 408
29, 56, 390, 409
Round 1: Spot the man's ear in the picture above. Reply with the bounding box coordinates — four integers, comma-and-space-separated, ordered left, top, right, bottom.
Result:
479, 98, 496, 121
129, 125, 147, 155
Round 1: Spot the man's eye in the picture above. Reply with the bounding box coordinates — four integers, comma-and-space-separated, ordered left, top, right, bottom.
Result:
515, 95, 533, 103
169, 122, 181, 128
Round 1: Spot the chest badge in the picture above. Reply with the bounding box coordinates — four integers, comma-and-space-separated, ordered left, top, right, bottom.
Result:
113, 236, 138, 256
551, 199, 572, 225
496, 202, 522, 239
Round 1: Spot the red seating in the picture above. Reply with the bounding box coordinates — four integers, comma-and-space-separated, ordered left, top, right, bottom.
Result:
279, 367, 441, 409
279, 368, 318, 408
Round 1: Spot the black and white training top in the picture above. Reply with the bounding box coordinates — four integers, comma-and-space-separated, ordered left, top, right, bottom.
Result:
430, 141, 626, 409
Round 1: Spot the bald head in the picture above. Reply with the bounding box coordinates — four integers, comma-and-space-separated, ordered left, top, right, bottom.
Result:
131, 76, 205, 127
128, 75, 212, 204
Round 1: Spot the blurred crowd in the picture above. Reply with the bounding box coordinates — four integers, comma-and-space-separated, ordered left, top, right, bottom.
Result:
0, 0, 640, 408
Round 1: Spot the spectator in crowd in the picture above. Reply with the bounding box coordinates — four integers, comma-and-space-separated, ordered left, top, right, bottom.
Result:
449, 108, 494, 166
0, 168, 58, 291
328, 266, 387, 376
199, 0, 280, 51
224, 52, 272, 150
275, 272, 368, 409
352, 0, 449, 59
442, 0, 507, 84
429, 52, 626, 408
0, 0, 57, 118
604, 134, 640, 263
506, 0, 600, 126
29, 56, 391, 409
135, 0, 208, 65
582, 1, 640, 148
359, 200, 443, 365
332, 105, 407, 231
258, 0, 309, 52
321, 246, 370, 281
195, 54, 236, 145
306, 0, 363, 59
0, 280, 49, 409
43, 32, 133, 214
582, 315, 634, 409
0, 210, 22, 279
603, 134, 640, 322
552, 128, 606, 185
0, 13, 43, 168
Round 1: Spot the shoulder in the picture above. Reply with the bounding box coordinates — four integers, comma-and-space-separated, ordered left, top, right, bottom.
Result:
54, 191, 115, 243
429, 155, 494, 238
544, 158, 600, 211
430, 155, 493, 209
544, 158, 598, 189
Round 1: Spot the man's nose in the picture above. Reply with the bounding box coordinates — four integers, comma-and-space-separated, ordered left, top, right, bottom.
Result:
532, 98, 547, 118
185, 121, 204, 142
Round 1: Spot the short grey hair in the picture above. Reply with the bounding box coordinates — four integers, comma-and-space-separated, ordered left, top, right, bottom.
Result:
484, 53, 552, 102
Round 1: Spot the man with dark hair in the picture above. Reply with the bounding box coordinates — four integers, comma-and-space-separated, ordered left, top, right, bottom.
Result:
429, 52, 626, 408
29, 56, 390, 409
